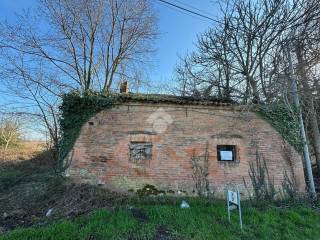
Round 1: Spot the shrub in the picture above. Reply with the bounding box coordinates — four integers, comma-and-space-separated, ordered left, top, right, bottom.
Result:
191, 142, 211, 197
244, 148, 276, 202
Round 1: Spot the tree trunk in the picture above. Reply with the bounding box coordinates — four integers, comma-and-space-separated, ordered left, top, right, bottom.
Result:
310, 99, 320, 172
4, 141, 9, 151
286, 44, 315, 195
248, 75, 260, 104
296, 42, 320, 174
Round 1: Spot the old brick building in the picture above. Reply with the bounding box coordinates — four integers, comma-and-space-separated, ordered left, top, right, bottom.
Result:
67, 94, 306, 197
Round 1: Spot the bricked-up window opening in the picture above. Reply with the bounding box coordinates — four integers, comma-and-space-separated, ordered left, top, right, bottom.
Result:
217, 145, 237, 161
129, 142, 152, 164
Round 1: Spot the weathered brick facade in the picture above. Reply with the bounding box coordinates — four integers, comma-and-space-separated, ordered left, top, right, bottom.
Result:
67, 102, 306, 197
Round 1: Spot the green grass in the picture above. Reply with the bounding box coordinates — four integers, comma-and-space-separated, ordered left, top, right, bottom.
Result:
2, 199, 320, 240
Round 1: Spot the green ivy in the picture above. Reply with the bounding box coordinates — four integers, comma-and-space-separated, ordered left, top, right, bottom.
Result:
58, 91, 116, 171
257, 103, 303, 152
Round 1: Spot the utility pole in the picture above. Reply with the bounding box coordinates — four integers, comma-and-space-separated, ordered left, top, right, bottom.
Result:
285, 43, 316, 195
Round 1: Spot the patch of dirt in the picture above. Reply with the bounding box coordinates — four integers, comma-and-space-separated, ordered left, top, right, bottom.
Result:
130, 208, 148, 223
0, 179, 127, 233
154, 225, 172, 240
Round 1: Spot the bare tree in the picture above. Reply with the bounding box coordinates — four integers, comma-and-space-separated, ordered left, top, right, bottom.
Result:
175, 0, 320, 104
0, 54, 62, 161
0, 117, 21, 151
0, 0, 157, 165
293, 14, 320, 174
0, 0, 156, 92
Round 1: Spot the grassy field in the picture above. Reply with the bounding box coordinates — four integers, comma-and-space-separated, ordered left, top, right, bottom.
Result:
0, 141, 46, 161
2, 199, 320, 240
1, 142, 320, 239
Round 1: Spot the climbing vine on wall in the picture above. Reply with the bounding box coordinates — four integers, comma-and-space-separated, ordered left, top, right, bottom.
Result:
58, 91, 116, 171
257, 103, 303, 152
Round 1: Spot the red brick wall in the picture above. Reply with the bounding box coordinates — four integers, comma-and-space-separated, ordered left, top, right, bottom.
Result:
67, 103, 306, 197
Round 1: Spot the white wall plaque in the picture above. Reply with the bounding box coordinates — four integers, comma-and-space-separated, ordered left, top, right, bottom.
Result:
221, 151, 233, 160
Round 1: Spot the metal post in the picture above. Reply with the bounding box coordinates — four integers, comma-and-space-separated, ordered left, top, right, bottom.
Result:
227, 191, 231, 223
285, 44, 316, 195
237, 190, 243, 230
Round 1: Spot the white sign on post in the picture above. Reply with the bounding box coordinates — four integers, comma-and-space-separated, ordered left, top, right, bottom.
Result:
228, 190, 238, 205
227, 189, 243, 230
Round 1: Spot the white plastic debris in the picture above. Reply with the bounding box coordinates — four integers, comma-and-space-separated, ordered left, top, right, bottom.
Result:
180, 200, 190, 209
46, 208, 53, 217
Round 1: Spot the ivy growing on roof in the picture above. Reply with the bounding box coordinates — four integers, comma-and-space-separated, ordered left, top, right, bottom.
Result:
58, 91, 302, 172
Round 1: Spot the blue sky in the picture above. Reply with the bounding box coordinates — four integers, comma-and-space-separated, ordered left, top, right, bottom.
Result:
0, 0, 219, 139
0, 0, 219, 88
152, 0, 218, 87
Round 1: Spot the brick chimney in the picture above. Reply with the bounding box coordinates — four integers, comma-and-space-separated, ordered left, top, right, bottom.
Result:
120, 81, 128, 93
